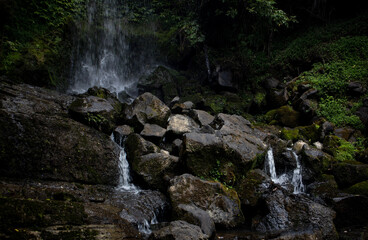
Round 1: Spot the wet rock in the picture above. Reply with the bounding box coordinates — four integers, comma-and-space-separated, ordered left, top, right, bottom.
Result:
122, 92, 170, 130
140, 124, 166, 144
176, 204, 215, 237
265, 106, 300, 128
169, 174, 244, 228
149, 220, 209, 240
131, 151, 179, 192
113, 125, 133, 143
331, 161, 368, 188
293, 140, 309, 154
301, 148, 333, 183
0, 82, 120, 185
167, 114, 199, 136
254, 188, 337, 239
333, 195, 368, 229
69, 95, 117, 134
307, 174, 339, 204
190, 109, 215, 126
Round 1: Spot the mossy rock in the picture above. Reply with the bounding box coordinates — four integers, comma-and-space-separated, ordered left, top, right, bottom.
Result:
236, 169, 268, 207
297, 123, 321, 143
323, 135, 342, 156
346, 180, 368, 196
265, 105, 300, 127
281, 128, 300, 141
331, 160, 368, 188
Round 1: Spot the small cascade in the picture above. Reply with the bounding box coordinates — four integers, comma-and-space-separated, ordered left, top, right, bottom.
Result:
291, 150, 305, 194
110, 134, 138, 192
204, 45, 211, 78
264, 147, 305, 194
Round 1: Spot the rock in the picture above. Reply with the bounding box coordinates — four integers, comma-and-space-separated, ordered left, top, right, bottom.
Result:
113, 125, 133, 143
236, 169, 269, 207
254, 188, 337, 239
140, 124, 166, 144
171, 139, 183, 156
267, 88, 289, 108
333, 195, 368, 229
307, 174, 339, 204
138, 66, 186, 104
263, 77, 280, 89
190, 109, 215, 126
0, 82, 120, 185
301, 148, 332, 182
346, 180, 368, 196
69, 95, 117, 134
149, 220, 209, 240
125, 133, 160, 164
131, 151, 179, 191
347, 82, 366, 95
321, 121, 335, 139
167, 114, 199, 136
176, 204, 215, 237
313, 141, 323, 150
212, 69, 237, 91
333, 127, 355, 141
170, 96, 180, 108
183, 101, 194, 109
183, 114, 266, 184
297, 83, 312, 93
265, 106, 300, 128
293, 140, 309, 154
169, 174, 244, 228
122, 92, 170, 130
171, 103, 188, 114
355, 106, 368, 129
331, 161, 368, 188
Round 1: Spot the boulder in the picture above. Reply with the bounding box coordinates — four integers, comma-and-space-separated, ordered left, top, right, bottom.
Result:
253, 188, 337, 239
265, 106, 300, 128
131, 151, 179, 191
69, 95, 117, 134
190, 109, 215, 126
176, 204, 215, 237
263, 77, 280, 90
171, 139, 183, 156
333, 127, 355, 141
113, 125, 133, 143
140, 124, 166, 144
0, 82, 120, 185
149, 220, 209, 240
236, 169, 269, 206
346, 180, 368, 196
169, 174, 244, 228
355, 106, 368, 129
331, 161, 368, 188
307, 174, 339, 204
347, 82, 366, 95
267, 88, 289, 108
333, 195, 368, 229
122, 92, 170, 130
167, 114, 199, 136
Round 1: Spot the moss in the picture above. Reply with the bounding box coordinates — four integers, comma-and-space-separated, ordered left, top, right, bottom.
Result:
281, 128, 300, 141
265, 105, 300, 127
346, 180, 368, 196
296, 123, 321, 143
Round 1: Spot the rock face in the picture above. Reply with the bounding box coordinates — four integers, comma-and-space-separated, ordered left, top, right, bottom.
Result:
150, 220, 209, 240
123, 92, 170, 130
0, 82, 120, 185
168, 174, 244, 228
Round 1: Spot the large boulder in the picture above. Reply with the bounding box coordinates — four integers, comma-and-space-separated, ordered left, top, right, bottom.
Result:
69, 95, 118, 134
0, 82, 120, 185
182, 114, 267, 185
168, 174, 244, 228
189, 109, 215, 127
149, 220, 209, 240
140, 123, 166, 144
331, 161, 368, 188
167, 114, 199, 136
122, 92, 170, 130
265, 106, 300, 127
333, 195, 368, 229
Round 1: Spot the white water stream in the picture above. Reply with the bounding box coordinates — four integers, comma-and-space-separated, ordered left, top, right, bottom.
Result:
265, 148, 305, 194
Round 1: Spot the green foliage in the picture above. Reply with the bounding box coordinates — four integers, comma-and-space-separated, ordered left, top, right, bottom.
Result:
317, 97, 364, 129
335, 139, 357, 162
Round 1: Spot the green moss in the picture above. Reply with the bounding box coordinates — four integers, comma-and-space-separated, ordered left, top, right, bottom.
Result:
347, 180, 368, 196
297, 124, 321, 143
265, 105, 300, 127
281, 128, 300, 141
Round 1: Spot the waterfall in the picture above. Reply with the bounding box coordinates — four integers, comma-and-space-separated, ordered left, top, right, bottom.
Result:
265, 148, 305, 194
291, 150, 305, 194
110, 134, 138, 192
69, 0, 157, 101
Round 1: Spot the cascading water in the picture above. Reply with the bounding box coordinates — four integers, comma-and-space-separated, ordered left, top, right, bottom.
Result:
69, 0, 157, 101
265, 147, 305, 194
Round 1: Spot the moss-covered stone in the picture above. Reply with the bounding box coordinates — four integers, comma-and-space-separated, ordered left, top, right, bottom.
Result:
297, 123, 321, 143
346, 180, 368, 196
281, 128, 300, 141
265, 105, 300, 127
236, 169, 268, 207
332, 160, 368, 188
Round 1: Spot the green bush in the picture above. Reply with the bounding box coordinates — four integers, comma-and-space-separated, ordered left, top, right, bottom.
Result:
335, 139, 357, 162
